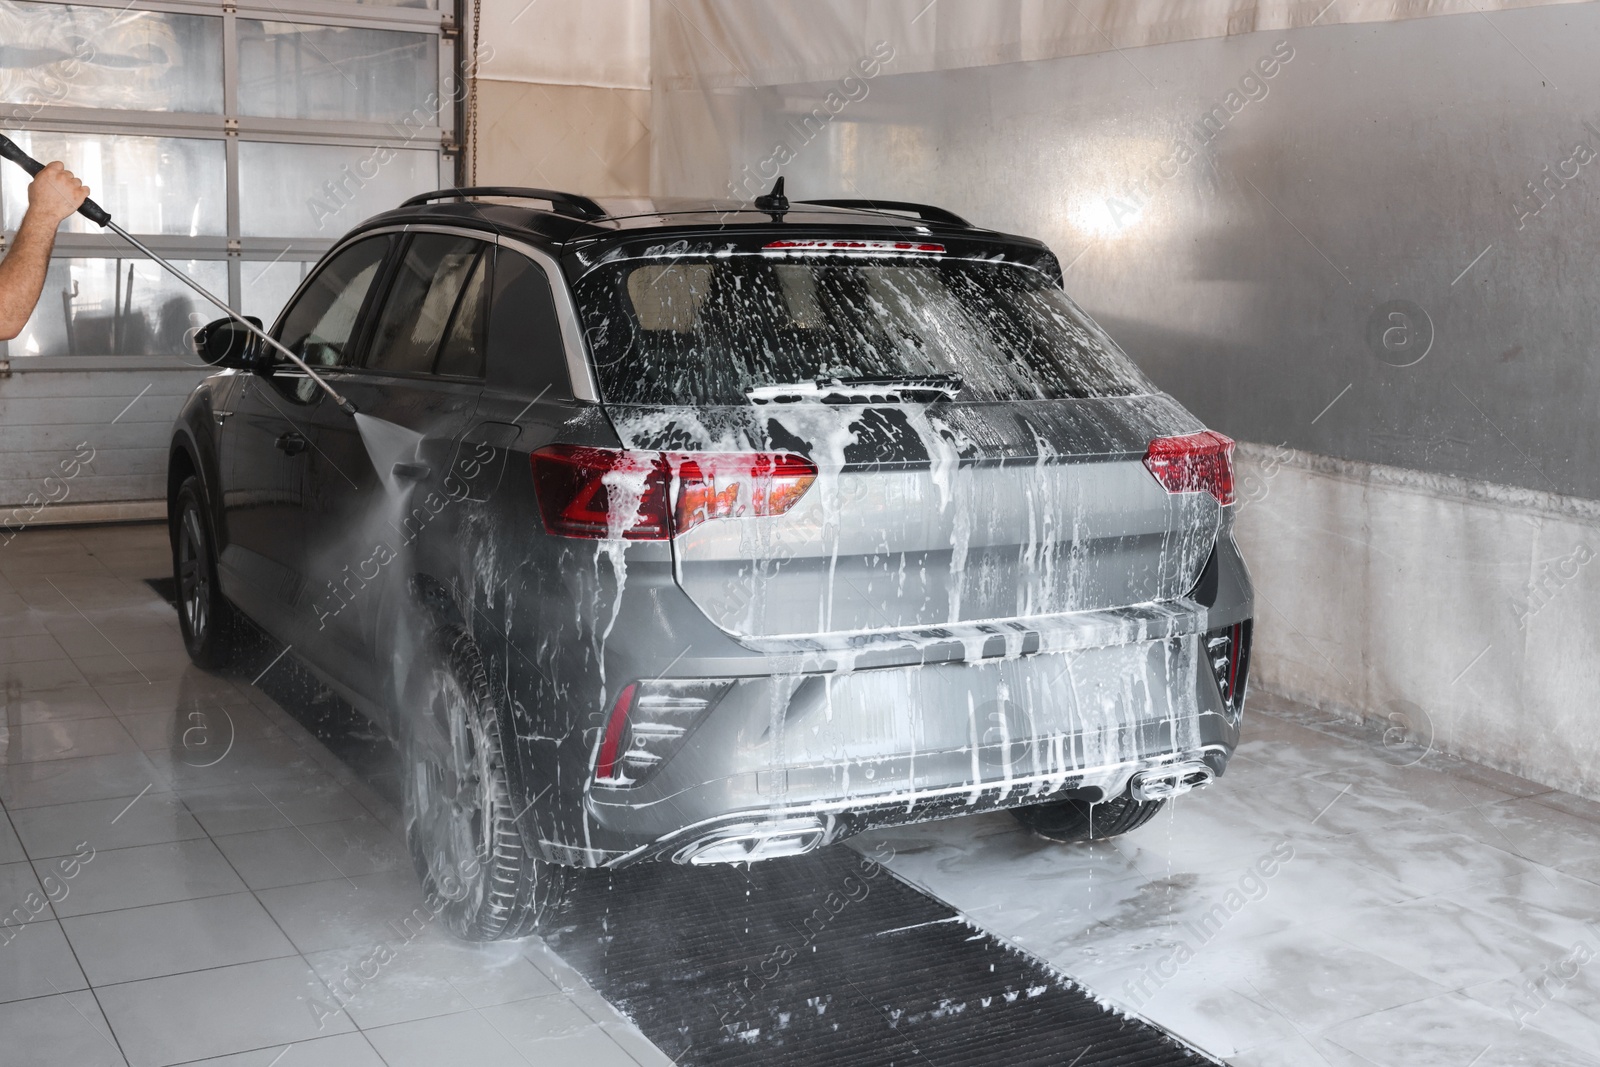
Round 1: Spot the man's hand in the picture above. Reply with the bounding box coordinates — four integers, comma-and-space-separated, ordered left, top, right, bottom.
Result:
26, 162, 89, 228
0, 162, 89, 341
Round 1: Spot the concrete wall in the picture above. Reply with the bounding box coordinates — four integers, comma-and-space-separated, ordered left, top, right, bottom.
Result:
472, 0, 652, 195
1234, 443, 1600, 798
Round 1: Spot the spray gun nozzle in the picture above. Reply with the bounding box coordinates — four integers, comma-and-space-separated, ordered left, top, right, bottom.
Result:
338, 398, 359, 416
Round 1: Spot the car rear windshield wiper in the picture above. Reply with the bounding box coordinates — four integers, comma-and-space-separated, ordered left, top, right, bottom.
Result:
747, 374, 964, 404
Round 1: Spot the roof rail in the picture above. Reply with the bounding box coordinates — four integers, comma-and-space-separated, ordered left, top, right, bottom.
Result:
799, 199, 971, 228
400, 187, 607, 221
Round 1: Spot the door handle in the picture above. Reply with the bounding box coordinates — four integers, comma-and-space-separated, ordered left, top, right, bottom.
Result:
275, 431, 309, 456
392, 462, 431, 482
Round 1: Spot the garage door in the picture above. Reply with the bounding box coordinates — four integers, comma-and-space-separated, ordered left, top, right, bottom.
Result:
0, 0, 458, 522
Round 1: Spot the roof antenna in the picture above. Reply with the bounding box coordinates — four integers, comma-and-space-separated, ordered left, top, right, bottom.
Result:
754, 176, 789, 219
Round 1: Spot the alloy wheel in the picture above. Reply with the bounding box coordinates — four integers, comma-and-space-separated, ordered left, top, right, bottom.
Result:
411, 670, 495, 902
178, 505, 210, 641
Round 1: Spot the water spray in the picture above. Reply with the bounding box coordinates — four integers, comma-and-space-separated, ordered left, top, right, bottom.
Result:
0, 133, 358, 416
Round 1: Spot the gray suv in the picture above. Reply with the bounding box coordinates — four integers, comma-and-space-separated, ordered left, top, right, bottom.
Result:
168, 186, 1253, 940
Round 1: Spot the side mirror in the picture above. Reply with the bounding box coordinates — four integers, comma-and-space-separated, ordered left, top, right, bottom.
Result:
194, 316, 265, 370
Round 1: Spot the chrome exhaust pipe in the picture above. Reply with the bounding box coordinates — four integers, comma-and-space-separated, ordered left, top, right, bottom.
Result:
671, 816, 829, 865
1129, 760, 1214, 802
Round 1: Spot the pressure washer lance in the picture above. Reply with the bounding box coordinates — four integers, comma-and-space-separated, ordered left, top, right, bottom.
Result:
0, 134, 357, 415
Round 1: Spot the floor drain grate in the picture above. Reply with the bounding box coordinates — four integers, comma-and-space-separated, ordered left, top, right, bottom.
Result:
547, 846, 1215, 1067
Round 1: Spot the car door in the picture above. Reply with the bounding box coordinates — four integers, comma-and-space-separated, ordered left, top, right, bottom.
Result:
216, 235, 393, 637
298, 229, 494, 711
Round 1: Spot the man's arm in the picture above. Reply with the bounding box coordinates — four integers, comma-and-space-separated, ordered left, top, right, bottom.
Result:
0, 162, 89, 342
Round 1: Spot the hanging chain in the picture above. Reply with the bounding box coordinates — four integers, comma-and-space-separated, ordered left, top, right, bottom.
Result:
467, 0, 482, 185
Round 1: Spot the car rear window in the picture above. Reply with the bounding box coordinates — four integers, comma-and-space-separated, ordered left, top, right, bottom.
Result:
573, 254, 1154, 406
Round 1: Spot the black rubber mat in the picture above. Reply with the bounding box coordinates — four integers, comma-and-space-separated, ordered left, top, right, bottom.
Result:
548, 847, 1211, 1067
150, 580, 1212, 1067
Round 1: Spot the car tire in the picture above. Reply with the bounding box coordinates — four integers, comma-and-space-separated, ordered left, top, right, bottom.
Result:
402, 625, 573, 941
1011, 790, 1166, 843
172, 475, 244, 669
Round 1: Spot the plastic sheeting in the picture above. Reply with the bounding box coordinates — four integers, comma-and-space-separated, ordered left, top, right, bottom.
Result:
477, 0, 650, 89
652, 0, 1588, 89
470, 0, 651, 192
650, 0, 1600, 498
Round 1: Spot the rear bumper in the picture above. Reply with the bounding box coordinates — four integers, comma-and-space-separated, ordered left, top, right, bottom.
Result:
598, 751, 1230, 868
518, 529, 1252, 868
563, 621, 1245, 867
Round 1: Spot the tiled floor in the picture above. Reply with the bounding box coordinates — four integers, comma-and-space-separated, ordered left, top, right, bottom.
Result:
5, 522, 1600, 1066
0, 524, 671, 1067
857, 694, 1600, 1065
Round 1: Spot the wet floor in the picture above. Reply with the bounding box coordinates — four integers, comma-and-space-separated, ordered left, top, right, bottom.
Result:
1, 523, 670, 1067
3, 523, 1598, 1066
856, 695, 1600, 1065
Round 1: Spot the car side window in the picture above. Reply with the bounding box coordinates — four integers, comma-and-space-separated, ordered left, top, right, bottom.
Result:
275, 236, 392, 370
486, 248, 572, 398
435, 251, 490, 378
366, 234, 490, 378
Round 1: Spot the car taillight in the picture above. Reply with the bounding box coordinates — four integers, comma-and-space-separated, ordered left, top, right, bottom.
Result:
675, 452, 817, 531
1143, 431, 1236, 505
593, 680, 731, 787
531, 445, 817, 540
531, 445, 671, 539
1204, 620, 1252, 714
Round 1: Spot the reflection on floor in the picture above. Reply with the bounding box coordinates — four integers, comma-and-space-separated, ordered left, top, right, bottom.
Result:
0, 524, 671, 1067
4, 523, 1600, 1067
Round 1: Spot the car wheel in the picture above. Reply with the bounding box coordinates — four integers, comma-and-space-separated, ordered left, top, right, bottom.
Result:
172, 475, 243, 669
402, 626, 572, 941
1011, 790, 1166, 843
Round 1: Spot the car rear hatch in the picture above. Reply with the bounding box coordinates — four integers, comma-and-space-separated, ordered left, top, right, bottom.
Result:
566, 232, 1228, 640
